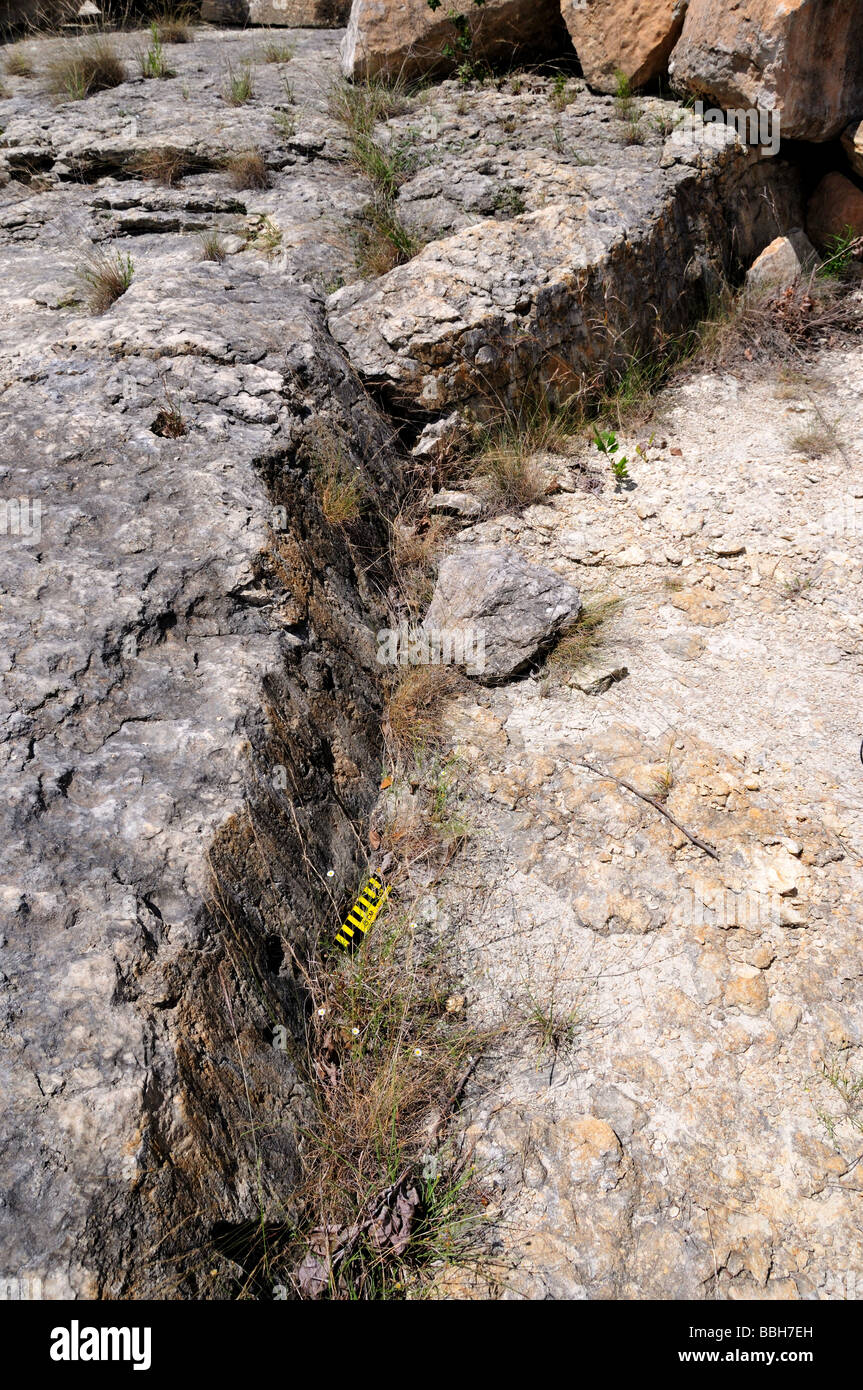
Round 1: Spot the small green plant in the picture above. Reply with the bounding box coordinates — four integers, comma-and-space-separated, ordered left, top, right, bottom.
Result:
223, 62, 254, 106
550, 71, 572, 112
592, 425, 630, 483
139, 23, 175, 80
613, 68, 644, 144
492, 185, 526, 218
273, 108, 296, 140
781, 573, 813, 599
200, 229, 227, 262
817, 225, 860, 280
77, 245, 134, 314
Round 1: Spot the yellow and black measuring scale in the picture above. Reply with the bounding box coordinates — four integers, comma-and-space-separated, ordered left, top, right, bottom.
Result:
334, 870, 391, 951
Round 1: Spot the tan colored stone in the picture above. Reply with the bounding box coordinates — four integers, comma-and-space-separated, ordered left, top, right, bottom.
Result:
669, 0, 863, 142
745, 230, 817, 295
340, 0, 563, 81
561, 0, 688, 93
842, 121, 863, 179
806, 172, 863, 255
724, 971, 769, 1015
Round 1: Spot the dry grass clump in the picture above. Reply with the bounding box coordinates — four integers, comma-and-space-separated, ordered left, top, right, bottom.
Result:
469, 393, 579, 511
693, 272, 863, 370
200, 229, 227, 262
272, 911, 484, 1299
388, 513, 450, 619
225, 149, 271, 191
132, 147, 190, 186
546, 595, 622, 673
310, 430, 365, 526
4, 48, 35, 77
155, 11, 194, 43
47, 39, 126, 100
328, 74, 411, 136
353, 201, 423, 278
259, 35, 294, 63
385, 666, 463, 752
76, 245, 134, 314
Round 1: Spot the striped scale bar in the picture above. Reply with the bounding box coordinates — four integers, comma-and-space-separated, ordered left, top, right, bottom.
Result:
334, 872, 390, 950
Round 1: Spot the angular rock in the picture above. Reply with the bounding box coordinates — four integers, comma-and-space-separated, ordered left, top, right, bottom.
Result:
842, 120, 863, 179
423, 545, 581, 682
806, 171, 863, 254
668, 0, 863, 142
340, 0, 566, 81
200, 0, 349, 24
429, 489, 483, 518
745, 228, 818, 294
561, 0, 688, 93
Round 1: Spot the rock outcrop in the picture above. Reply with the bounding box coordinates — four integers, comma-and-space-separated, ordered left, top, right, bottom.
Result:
0, 27, 398, 1299
200, 0, 350, 26
340, 0, 568, 81
329, 85, 802, 416
842, 120, 863, 179
561, 0, 689, 93
668, 0, 863, 142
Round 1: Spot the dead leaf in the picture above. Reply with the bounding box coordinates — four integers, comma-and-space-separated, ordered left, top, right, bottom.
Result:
379, 775, 393, 789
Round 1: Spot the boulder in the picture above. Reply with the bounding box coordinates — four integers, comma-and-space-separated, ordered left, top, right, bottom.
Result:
200, 0, 349, 25
561, 0, 689, 94
340, 0, 566, 81
806, 171, 863, 254
668, 0, 863, 142
842, 120, 863, 179
423, 545, 581, 682
745, 228, 818, 294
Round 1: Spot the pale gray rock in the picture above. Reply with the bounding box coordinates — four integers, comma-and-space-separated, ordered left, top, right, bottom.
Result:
429, 489, 482, 519
423, 545, 581, 682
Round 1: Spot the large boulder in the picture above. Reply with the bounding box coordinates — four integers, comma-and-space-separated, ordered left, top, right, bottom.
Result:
200, 0, 349, 25
561, 0, 689, 94
340, 0, 567, 81
806, 171, 863, 254
423, 545, 581, 682
668, 0, 863, 142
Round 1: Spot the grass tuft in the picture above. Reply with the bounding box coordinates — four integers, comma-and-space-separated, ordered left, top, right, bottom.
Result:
47, 39, 126, 100
4, 48, 34, 77
200, 229, 227, 262
76, 245, 134, 314
223, 62, 254, 106
225, 148, 270, 190
133, 146, 189, 186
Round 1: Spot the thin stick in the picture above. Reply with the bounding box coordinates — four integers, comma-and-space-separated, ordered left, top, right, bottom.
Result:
572, 756, 721, 861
